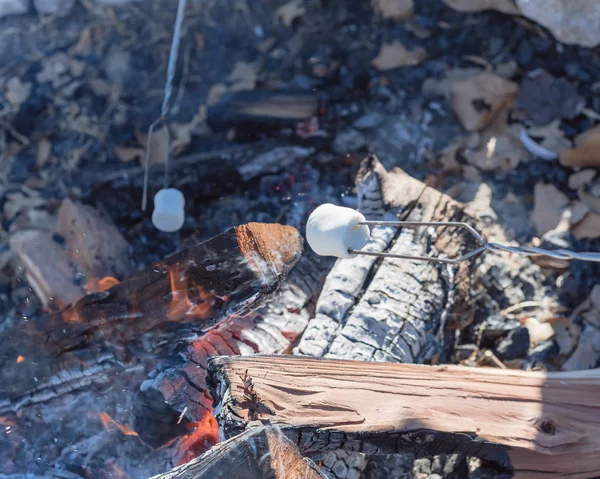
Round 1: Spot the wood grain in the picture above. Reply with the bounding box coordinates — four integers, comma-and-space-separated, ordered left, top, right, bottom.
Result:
150, 426, 326, 479
210, 354, 600, 479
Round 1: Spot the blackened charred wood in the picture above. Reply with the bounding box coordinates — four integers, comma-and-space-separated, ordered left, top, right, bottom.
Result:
209, 354, 600, 479
0, 223, 302, 413
133, 250, 333, 451
206, 90, 324, 132
150, 426, 326, 479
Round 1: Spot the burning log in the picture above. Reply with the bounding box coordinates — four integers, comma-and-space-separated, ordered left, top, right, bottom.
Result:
208, 354, 600, 479
0, 223, 302, 414
150, 426, 326, 479
132, 250, 334, 458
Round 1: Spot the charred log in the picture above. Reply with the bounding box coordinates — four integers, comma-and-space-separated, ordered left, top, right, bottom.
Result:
149, 426, 326, 479
0, 223, 302, 414
208, 354, 600, 479
133, 250, 333, 452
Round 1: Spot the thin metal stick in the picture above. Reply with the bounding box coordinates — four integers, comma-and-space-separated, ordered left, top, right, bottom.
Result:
348, 220, 600, 264
141, 0, 188, 211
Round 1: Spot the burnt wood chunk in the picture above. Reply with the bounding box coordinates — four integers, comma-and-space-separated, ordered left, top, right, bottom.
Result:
133, 250, 333, 451
9, 229, 84, 308
149, 426, 326, 479
56, 198, 131, 280
0, 223, 302, 414
207, 90, 323, 132
209, 354, 600, 479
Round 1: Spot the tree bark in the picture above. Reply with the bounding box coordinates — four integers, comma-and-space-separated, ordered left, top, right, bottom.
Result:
149, 426, 326, 479
208, 354, 600, 479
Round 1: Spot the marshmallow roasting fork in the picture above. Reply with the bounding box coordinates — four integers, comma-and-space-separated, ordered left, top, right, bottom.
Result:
306, 203, 600, 264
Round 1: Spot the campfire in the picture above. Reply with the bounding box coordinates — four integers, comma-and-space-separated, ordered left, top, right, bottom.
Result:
2, 0, 600, 478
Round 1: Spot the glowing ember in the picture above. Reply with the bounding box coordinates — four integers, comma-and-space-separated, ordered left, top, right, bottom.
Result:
167, 265, 213, 322
173, 411, 219, 465
0, 416, 17, 427
16, 355, 25, 363
99, 412, 138, 437
86, 276, 120, 293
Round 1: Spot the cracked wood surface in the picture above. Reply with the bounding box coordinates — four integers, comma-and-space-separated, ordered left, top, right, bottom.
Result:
209, 354, 600, 479
133, 250, 334, 450
297, 154, 477, 370
150, 426, 326, 479
0, 223, 302, 414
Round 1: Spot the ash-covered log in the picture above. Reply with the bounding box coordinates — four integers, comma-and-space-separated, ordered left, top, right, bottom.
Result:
150, 426, 326, 479
0, 223, 302, 414
132, 250, 333, 459
291, 155, 549, 478
208, 354, 600, 479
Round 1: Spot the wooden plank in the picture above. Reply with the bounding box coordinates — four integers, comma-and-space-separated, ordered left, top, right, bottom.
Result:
209, 354, 600, 479
150, 426, 326, 479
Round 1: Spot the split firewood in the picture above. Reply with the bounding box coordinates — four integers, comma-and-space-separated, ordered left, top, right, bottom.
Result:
150, 426, 326, 479
0, 223, 302, 414
9, 229, 83, 308
209, 354, 600, 479
132, 250, 333, 455
293, 155, 549, 477
57, 198, 131, 279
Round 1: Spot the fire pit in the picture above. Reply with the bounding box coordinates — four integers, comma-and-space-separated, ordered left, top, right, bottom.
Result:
2, 0, 600, 478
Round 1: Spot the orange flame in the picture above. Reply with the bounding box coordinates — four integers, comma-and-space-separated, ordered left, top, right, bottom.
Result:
99, 412, 138, 437
86, 276, 120, 293
0, 416, 17, 427
16, 355, 25, 363
173, 412, 219, 465
167, 265, 213, 322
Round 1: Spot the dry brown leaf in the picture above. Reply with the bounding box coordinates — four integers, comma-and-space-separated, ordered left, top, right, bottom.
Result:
450, 72, 518, 131
228, 61, 258, 92
69, 27, 93, 56
135, 127, 169, 166
114, 146, 143, 163
577, 185, 600, 214
275, 0, 306, 28
5, 77, 32, 108
443, 0, 519, 14
568, 169, 596, 190
464, 110, 530, 172
422, 67, 481, 100
371, 41, 427, 71
571, 212, 600, 239
548, 316, 579, 358
530, 183, 569, 236
560, 125, 600, 167
372, 0, 414, 22
438, 138, 464, 172
36, 138, 52, 168
170, 105, 206, 155
207, 83, 227, 106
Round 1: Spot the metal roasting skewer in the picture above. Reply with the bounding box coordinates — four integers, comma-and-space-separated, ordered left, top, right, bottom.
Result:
348, 220, 600, 265
141, 0, 187, 212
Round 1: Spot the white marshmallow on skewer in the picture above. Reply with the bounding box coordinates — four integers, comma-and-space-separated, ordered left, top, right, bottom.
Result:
152, 188, 185, 232
306, 203, 370, 258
